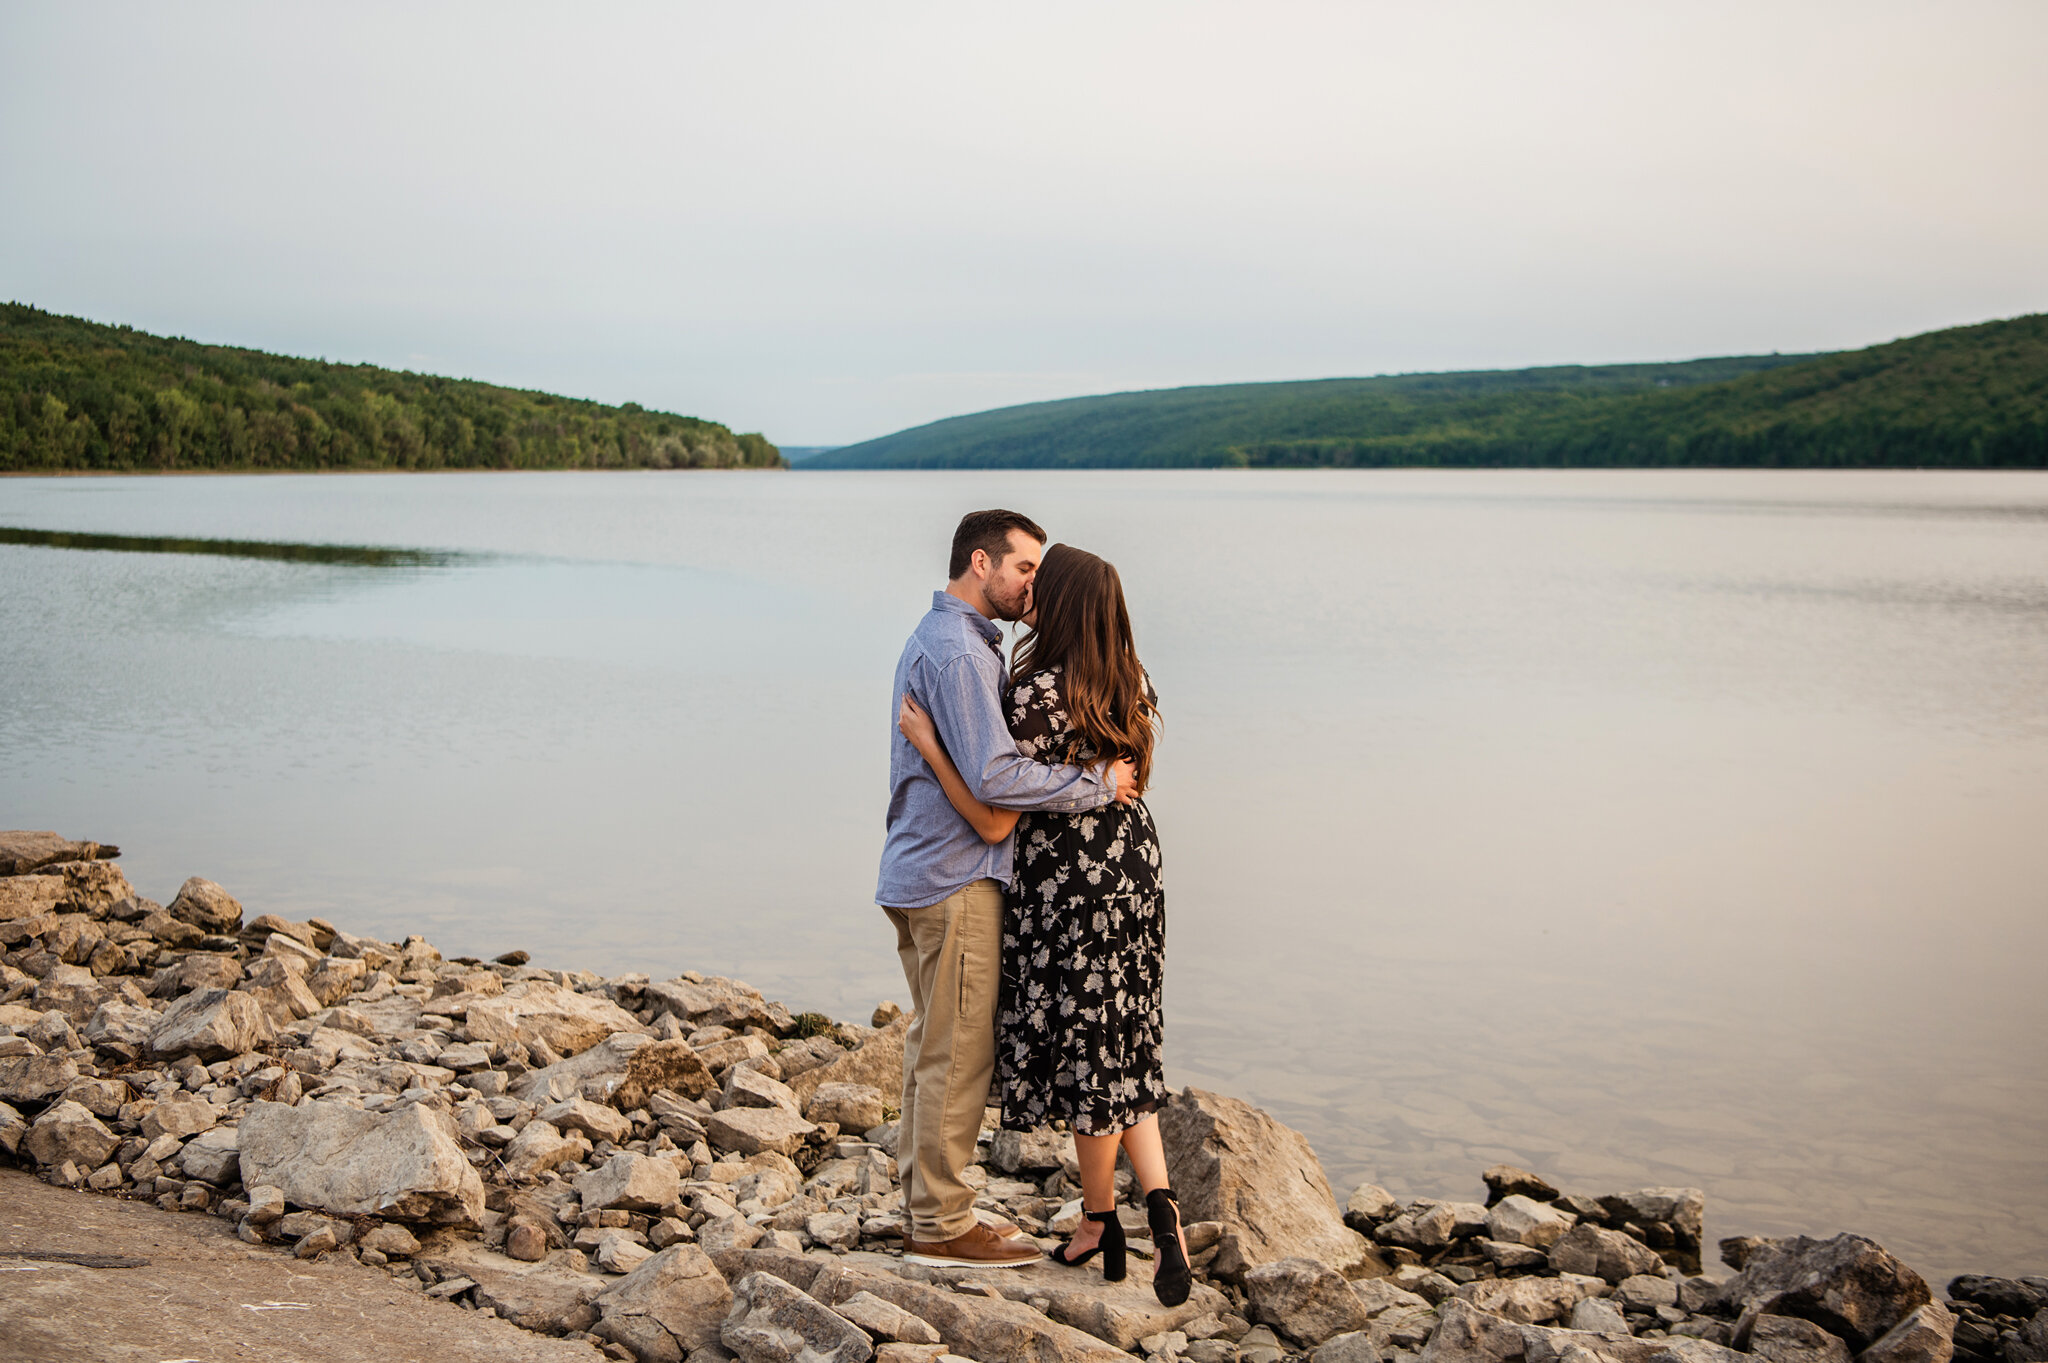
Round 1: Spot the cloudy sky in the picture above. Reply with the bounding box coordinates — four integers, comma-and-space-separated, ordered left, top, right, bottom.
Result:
4, 2, 2044, 445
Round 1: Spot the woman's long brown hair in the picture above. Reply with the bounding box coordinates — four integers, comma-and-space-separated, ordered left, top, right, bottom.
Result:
1011, 543, 1159, 796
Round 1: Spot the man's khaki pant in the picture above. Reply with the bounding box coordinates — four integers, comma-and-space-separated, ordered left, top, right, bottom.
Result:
882, 878, 1002, 1242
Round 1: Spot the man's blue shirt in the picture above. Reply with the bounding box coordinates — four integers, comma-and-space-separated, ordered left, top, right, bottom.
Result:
876, 592, 1115, 909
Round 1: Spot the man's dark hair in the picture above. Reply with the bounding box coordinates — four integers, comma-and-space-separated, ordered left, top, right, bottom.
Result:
949, 509, 1046, 579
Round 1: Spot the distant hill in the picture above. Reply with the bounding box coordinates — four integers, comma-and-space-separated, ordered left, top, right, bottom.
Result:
777, 446, 841, 463
805, 314, 2048, 469
1, 303, 782, 472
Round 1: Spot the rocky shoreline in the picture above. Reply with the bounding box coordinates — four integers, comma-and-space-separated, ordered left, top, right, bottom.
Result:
2, 829, 2043, 1363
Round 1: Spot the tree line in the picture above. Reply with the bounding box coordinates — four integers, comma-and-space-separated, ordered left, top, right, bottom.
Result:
1, 303, 783, 473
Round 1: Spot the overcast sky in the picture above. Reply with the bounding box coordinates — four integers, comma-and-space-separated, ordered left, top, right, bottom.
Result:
4, 3, 2044, 445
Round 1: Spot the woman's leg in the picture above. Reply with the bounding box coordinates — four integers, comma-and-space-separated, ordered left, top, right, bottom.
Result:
1116, 1113, 1170, 1192
1064, 1128, 1122, 1254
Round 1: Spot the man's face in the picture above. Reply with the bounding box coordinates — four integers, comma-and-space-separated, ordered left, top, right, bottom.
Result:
981, 529, 1043, 622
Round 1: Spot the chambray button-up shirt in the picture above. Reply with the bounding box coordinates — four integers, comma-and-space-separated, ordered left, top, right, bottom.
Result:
876, 592, 1116, 909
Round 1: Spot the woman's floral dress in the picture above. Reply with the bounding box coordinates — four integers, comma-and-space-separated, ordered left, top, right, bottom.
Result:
996, 665, 1168, 1136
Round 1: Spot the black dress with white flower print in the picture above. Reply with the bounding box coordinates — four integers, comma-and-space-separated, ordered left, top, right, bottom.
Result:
997, 665, 1168, 1137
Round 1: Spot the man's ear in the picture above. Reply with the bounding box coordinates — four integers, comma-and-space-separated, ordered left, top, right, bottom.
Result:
971, 548, 990, 580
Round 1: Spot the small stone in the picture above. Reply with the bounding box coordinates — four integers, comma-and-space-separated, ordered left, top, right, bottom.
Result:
1485, 1194, 1573, 1249
1455, 1277, 1585, 1325
25, 1099, 119, 1170
1859, 1302, 1956, 1363
1569, 1296, 1631, 1333
805, 1082, 887, 1132
805, 1210, 862, 1251
295, 1226, 340, 1258
360, 1223, 422, 1258
1749, 1313, 1854, 1363
501, 1119, 592, 1181
577, 1152, 683, 1212
594, 1231, 656, 1274
1244, 1256, 1372, 1349
142, 1090, 219, 1141
506, 1219, 551, 1262
1617, 1274, 1679, 1312
1344, 1183, 1400, 1229
1311, 1331, 1382, 1363
537, 1096, 634, 1145
167, 877, 244, 933
870, 1001, 903, 1027
1547, 1223, 1665, 1284
1480, 1165, 1561, 1205
704, 1106, 818, 1158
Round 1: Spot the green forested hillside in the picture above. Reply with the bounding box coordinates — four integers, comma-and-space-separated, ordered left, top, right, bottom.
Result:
806, 314, 2048, 469
0, 304, 782, 472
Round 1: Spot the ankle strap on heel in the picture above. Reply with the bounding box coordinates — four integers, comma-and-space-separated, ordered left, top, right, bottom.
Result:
1084, 1208, 1119, 1223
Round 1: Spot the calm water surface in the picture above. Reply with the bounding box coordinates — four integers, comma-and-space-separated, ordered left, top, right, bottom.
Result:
2, 469, 2044, 1284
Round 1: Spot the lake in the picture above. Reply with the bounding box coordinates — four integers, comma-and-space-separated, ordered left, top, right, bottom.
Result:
2, 468, 2044, 1285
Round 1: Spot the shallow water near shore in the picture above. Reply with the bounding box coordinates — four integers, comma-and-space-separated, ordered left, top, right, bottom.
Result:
3, 468, 2045, 1285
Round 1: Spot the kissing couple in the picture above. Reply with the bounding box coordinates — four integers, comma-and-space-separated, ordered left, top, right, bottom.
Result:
875, 508, 1189, 1307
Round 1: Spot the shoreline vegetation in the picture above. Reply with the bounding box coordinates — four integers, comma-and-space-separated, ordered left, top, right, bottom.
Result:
0, 303, 783, 474
806, 314, 2048, 471
4, 829, 2043, 1363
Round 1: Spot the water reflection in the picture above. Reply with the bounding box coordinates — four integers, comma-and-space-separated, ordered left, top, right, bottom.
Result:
0, 524, 456, 567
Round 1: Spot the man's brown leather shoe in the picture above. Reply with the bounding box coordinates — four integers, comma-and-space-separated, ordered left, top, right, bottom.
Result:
902, 1221, 1041, 1268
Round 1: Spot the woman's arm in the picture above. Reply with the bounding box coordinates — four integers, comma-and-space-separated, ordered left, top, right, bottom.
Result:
899, 694, 1021, 844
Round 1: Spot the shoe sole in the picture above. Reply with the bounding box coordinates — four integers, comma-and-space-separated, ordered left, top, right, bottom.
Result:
901, 1251, 1041, 1268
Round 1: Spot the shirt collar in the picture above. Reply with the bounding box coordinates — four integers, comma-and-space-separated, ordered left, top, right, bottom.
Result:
931, 590, 1003, 648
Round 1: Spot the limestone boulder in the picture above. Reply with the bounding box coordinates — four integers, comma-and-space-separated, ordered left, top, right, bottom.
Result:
725, 1064, 801, 1114
1246, 1257, 1374, 1348
1718, 1235, 1933, 1351
805, 1082, 887, 1132
787, 1015, 909, 1110
31, 963, 108, 1023
237, 1098, 486, 1225
814, 1266, 1133, 1363
1570, 1298, 1631, 1334
723, 1271, 875, 1363
471, 1261, 607, 1335
706, 1106, 818, 1158
1457, 1276, 1586, 1325
1547, 1223, 1666, 1284
0, 1052, 79, 1104
1600, 1187, 1706, 1251
612, 1037, 717, 1108
0, 875, 67, 920
177, 1125, 243, 1184
1482, 1165, 1562, 1205
25, 1098, 119, 1169
1488, 1194, 1574, 1249
536, 1095, 633, 1144
578, 1152, 683, 1212
0, 830, 112, 875
84, 999, 159, 1049
644, 975, 790, 1034
499, 1119, 592, 1181
509, 1031, 652, 1102
1344, 1183, 1401, 1229
834, 1291, 942, 1346
148, 987, 273, 1061
0, 1098, 27, 1156
1749, 1314, 1855, 1363
141, 1090, 220, 1140
167, 877, 243, 933
464, 980, 646, 1057
1158, 1087, 1374, 1275
1857, 1303, 1955, 1363
596, 1244, 734, 1355
989, 1126, 1072, 1175
1420, 1299, 1665, 1363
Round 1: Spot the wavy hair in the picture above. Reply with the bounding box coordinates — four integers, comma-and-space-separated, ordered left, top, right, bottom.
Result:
1011, 543, 1159, 796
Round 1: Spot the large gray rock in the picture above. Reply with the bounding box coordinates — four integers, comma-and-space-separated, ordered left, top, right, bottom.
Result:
1488, 1194, 1574, 1249
535, 1096, 633, 1145
141, 1090, 219, 1140
1548, 1223, 1666, 1284
989, 1126, 1073, 1175
1600, 1188, 1706, 1251
1457, 1277, 1585, 1325
24, 1098, 118, 1169
903, 1256, 1232, 1351
578, 1152, 683, 1212
0, 830, 112, 876
596, 1245, 734, 1354
510, 1032, 651, 1103
177, 1126, 243, 1183
470, 1260, 607, 1335
805, 1082, 887, 1132
1857, 1302, 1954, 1363
464, 981, 646, 1057
84, 999, 159, 1049
1718, 1235, 1933, 1351
30, 964, 107, 1023
705, 1106, 818, 1158
0, 1052, 79, 1104
148, 987, 273, 1060
1570, 1298, 1631, 1334
644, 976, 789, 1035
724, 1065, 800, 1114
786, 1016, 909, 1110
167, 877, 243, 933
1245, 1257, 1374, 1348
1158, 1087, 1374, 1275
814, 1265, 1133, 1362
834, 1291, 942, 1345
501, 1119, 592, 1181
723, 1271, 874, 1363
1420, 1299, 1665, 1363
0, 1099, 28, 1156
612, 1038, 717, 1107
237, 1098, 486, 1225
1749, 1314, 1855, 1363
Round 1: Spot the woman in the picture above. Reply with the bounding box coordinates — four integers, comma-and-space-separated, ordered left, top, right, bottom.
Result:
896, 542, 1189, 1308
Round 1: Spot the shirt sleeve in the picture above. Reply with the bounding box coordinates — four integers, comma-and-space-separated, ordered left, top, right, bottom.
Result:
918, 653, 1116, 813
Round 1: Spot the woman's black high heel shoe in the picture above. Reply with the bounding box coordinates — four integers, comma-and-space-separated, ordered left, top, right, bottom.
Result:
1052, 1207, 1127, 1282
1146, 1187, 1191, 1306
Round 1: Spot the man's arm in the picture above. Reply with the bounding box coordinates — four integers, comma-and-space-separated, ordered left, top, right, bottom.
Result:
916, 654, 1118, 814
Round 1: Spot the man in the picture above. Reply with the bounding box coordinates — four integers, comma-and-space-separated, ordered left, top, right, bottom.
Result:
878, 508, 1136, 1268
